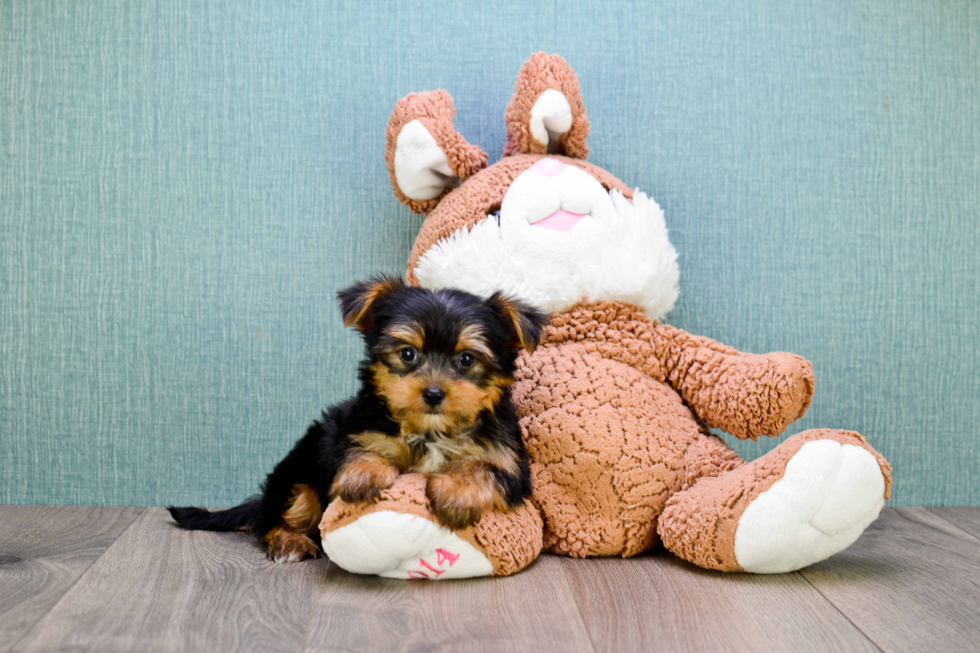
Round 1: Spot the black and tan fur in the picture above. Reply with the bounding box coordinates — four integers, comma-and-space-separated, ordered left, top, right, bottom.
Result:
168, 276, 546, 562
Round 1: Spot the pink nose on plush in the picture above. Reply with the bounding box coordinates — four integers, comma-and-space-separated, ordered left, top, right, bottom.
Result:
528, 158, 565, 177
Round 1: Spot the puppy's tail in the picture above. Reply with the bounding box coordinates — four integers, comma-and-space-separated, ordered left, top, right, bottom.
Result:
167, 498, 261, 532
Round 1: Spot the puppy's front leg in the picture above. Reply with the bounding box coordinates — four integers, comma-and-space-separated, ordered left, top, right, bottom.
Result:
332, 450, 399, 503
427, 461, 506, 530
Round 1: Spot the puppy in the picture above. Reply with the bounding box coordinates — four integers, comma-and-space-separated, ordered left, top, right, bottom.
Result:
168, 276, 546, 562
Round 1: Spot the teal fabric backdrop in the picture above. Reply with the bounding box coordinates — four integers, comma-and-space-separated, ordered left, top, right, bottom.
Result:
1, 0, 977, 507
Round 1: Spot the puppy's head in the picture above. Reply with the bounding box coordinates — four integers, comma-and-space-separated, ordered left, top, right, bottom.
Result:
338, 276, 547, 434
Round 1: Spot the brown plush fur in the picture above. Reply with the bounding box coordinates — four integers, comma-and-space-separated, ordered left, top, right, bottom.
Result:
320, 474, 544, 577
404, 153, 633, 285
503, 52, 589, 158
322, 52, 894, 576
512, 302, 822, 558
385, 90, 488, 214
659, 429, 892, 571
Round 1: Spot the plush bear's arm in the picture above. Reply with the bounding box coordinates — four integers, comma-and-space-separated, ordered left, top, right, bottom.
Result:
651, 323, 815, 439
541, 303, 814, 439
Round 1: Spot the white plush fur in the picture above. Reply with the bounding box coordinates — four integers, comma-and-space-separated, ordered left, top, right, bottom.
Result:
321, 510, 494, 579
529, 88, 573, 151
734, 440, 886, 574
414, 167, 680, 319
394, 119, 454, 200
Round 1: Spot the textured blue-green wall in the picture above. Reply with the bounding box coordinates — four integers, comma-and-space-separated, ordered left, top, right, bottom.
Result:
1, 1, 977, 507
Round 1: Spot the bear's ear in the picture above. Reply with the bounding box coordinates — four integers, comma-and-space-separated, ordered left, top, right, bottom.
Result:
503, 53, 589, 160
385, 90, 489, 214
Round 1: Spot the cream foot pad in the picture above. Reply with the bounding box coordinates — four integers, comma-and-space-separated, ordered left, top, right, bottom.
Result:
734, 439, 886, 573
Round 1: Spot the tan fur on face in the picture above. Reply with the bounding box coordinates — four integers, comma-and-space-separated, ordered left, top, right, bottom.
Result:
371, 361, 509, 435
427, 460, 508, 530
384, 322, 424, 350
442, 374, 508, 422
456, 324, 493, 359
370, 361, 433, 426
282, 483, 323, 535
332, 451, 399, 503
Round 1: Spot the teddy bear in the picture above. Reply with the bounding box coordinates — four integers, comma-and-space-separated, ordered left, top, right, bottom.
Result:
319, 53, 892, 578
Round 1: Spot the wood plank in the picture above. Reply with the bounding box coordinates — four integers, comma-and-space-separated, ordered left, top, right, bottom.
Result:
929, 507, 980, 540
12, 507, 327, 653
0, 505, 143, 653
302, 554, 596, 653
801, 507, 980, 653
7, 505, 978, 652
563, 550, 878, 653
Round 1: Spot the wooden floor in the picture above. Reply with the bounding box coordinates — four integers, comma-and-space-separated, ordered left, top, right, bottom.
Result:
1, 507, 979, 652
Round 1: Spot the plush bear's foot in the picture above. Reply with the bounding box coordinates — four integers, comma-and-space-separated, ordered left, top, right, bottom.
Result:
319, 474, 543, 579
322, 510, 493, 579
734, 438, 887, 573
659, 429, 892, 573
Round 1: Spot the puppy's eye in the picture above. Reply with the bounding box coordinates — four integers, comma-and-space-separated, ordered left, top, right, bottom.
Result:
400, 347, 418, 364
457, 352, 475, 369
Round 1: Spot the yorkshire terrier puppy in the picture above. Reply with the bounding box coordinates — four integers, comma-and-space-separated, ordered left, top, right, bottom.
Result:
168, 276, 546, 562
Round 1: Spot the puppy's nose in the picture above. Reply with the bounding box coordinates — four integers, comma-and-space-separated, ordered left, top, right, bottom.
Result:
422, 386, 446, 407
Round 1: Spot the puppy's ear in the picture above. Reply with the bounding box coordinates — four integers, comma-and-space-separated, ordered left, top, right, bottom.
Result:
485, 292, 549, 355
386, 90, 488, 214
337, 276, 406, 332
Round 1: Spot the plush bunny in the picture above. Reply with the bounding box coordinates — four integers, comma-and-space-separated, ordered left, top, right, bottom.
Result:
320, 53, 891, 578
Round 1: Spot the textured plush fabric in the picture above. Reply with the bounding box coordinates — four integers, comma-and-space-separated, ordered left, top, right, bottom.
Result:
1, 0, 977, 507
386, 90, 488, 213
320, 473, 543, 576
404, 154, 633, 285
658, 429, 893, 571
503, 53, 589, 158
388, 52, 892, 573
510, 302, 818, 557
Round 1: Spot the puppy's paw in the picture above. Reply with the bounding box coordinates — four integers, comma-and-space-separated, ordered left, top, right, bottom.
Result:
332, 455, 399, 504
265, 528, 321, 563
427, 473, 495, 531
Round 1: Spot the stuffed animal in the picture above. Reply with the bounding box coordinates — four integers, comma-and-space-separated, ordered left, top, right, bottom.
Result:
320, 53, 892, 578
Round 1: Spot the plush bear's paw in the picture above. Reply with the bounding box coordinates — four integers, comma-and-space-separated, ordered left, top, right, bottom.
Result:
734, 439, 886, 573
322, 510, 493, 580
769, 353, 815, 430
